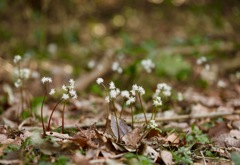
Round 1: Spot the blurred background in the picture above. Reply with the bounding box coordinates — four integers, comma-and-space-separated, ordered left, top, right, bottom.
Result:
0, 0, 240, 96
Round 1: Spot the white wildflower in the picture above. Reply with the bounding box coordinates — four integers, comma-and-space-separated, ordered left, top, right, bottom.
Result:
88, 60, 96, 69
149, 120, 158, 129
156, 83, 171, 97
204, 64, 210, 70
110, 89, 120, 99
121, 90, 130, 98
132, 84, 138, 91
47, 43, 58, 54
20, 68, 31, 79
69, 89, 77, 99
105, 96, 110, 103
96, 78, 104, 85
141, 59, 155, 73
14, 79, 22, 88
177, 92, 184, 101
13, 55, 22, 64
126, 96, 135, 106
153, 96, 162, 107
49, 89, 56, 95
196, 56, 207, 65
62, 85, 67, 91
112, 61, 123, 74
62, 93, 69, 100
69, 79, 75, 88
138, 86, 145, 95
41, 77, 52, 84
109, 81, 115, 90
217, 80, 226, 88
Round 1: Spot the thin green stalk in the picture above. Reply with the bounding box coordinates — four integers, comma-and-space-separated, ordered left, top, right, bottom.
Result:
62, 102, 66, 134
41, 95, 46, 136
47, 99, 63, 131
138, 93, 148, 125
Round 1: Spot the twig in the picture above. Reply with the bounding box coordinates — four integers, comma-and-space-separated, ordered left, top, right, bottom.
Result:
71, 111, 240, 128
200, 151, 207, 165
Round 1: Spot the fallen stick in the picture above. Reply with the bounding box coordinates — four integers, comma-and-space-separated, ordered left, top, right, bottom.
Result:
73, 111, 240, 128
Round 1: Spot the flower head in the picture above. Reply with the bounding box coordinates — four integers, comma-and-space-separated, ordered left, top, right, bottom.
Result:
153, 96, 162, 107
13, 55, 22, 64
41, 77, 52, 84
121, 90, 130, 98
49, 89, 56, 95
126, 96, 136, 106
148, 120, 158, 129
96, 78, 104, 85
196, 56, 207, 65
62, 93, 70, 100
141, 59, 155, 73
109, 81, 116, 90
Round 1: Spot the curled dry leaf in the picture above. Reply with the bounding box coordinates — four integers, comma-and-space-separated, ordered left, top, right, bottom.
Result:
110, 114, 132, 139
213, 130, 240, 148
161, 150, 173, 165
122, 128, 141, 148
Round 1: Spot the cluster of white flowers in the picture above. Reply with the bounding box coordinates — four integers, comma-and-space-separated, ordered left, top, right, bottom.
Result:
13, 55, 22, 64
41, 77, 52, 84
153, 96, 162, 107
197, 56, 210, 70
47, 43, 58, 54
112, 61, 123, 74
131, 84, 145, 96
154, 83, 172, 97
141, 59, 155, 73
196, 56, 207, 65
148, 120, 158, 129
62, 79, 77, 100
108, 81, 120, 101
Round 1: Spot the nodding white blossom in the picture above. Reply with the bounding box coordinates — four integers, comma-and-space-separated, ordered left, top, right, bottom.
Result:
149, 120, 158, 129
88, 60, 96, 69
62, 93, 70, 100
177, 92, 184, 101
217, 80, 226, 88
96, 78, 104, 85
49, 89, 56, 95
14, 79, 22, 88
141, 59, 155, 73
13, 55, 22, 64
121, 90, 130, 98
109, 81, 116, 90
41, 77, 52, 84
155, 83, 172, 97
196, 56, 207, 65
126, 96, 136, 106
131, 84, 145, 96
153, 96, 162, 107
112, 61, 123, 74
109, 88, 120, 99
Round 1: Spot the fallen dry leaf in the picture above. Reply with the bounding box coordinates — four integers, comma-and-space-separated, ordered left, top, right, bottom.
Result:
110, 114, 132, 139
161, 150, 173, 165
122, 128, 141, 147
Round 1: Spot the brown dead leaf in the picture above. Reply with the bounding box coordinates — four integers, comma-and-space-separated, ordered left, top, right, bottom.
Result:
110, 114, 132, 139
161, 150, 173, 165
212, 130, 240, 147
141, 144, 160, 163
208, 122, 230, 138
72, 151, 91, 165
122, 128, 141, 147
166, 133, 179, 144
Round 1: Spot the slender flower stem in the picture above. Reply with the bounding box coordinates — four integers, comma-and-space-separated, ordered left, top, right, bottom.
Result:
103, 102, 110, 134
47, 99, 63, 131
17, 63, 24, 115
131, 106, 134, 128
112, 101, 120, 142
41, 95, 46, 136
62, 101, 66, 134
138, 93, 148, 125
